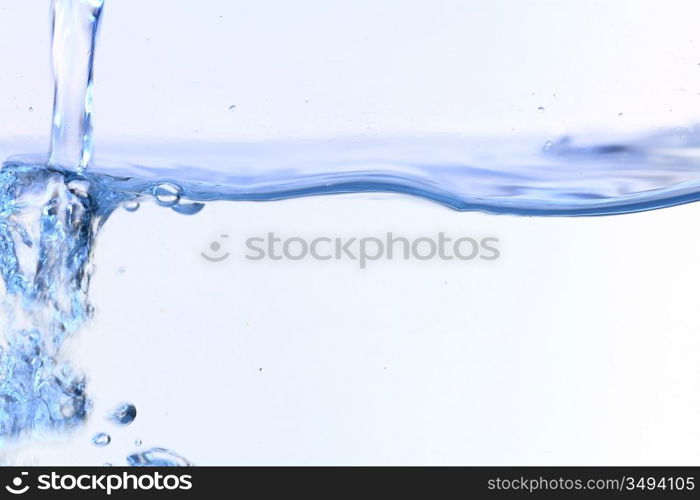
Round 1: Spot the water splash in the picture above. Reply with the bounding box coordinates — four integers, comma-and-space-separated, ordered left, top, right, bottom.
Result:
0, 0, 114, 447
0, 163, 125, 445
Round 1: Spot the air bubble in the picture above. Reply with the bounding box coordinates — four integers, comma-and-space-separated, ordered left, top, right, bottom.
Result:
123, 201, 140, 212
60, 401, 76, 418
152, 183, 181, 207
92, 432, 111, 446
109, 402, 137, 425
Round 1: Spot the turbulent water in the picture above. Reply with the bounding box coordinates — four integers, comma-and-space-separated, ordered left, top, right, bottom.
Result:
2, 0, 700, 464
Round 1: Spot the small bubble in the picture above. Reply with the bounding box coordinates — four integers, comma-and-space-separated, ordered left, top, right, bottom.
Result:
123, 201, 140, 212
152, 183, 181, 207
542, 140, 553, 152
60, 402, 76, 418
109, 402, 137, 426
537, 106, 545, 112
210, 241, 220, 251
116, 266, 126, 275
135, 439, 142, 447
92, 432, 111, 447
28, 106, 33, 112
618, 112, 623, 116
228, 104, 236, 110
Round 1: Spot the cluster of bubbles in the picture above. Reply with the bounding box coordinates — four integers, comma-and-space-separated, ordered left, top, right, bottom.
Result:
91, 402, 190, 466
123, 182, 205, 216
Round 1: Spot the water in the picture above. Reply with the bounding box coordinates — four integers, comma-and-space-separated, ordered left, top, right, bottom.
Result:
127, 448, 191, 467
49, 0, 103, 171
91, 432, 110, 446
108, 402, 136, 426
2, 0, 700, 464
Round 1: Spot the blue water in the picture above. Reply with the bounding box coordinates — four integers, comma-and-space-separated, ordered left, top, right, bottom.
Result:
11, 124, 700, 216
2, 0, 700, 464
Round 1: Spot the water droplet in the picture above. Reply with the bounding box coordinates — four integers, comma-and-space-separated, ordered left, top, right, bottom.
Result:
28, 106, 33, 112
92, 432, 111, 446
109, 402, 137, 426
542, 140, 553, 152
123, 201, 140, 212
537, 106, 545, 112
134, 439, 142, 447
228, 104, 236, 110
171, 201, 205, 215
127, 447, 191, 466
152, 183, 181, 207
618, 112, 623, 117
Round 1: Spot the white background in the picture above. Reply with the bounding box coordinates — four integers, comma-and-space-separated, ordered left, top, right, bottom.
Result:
2, 0, 700, 465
